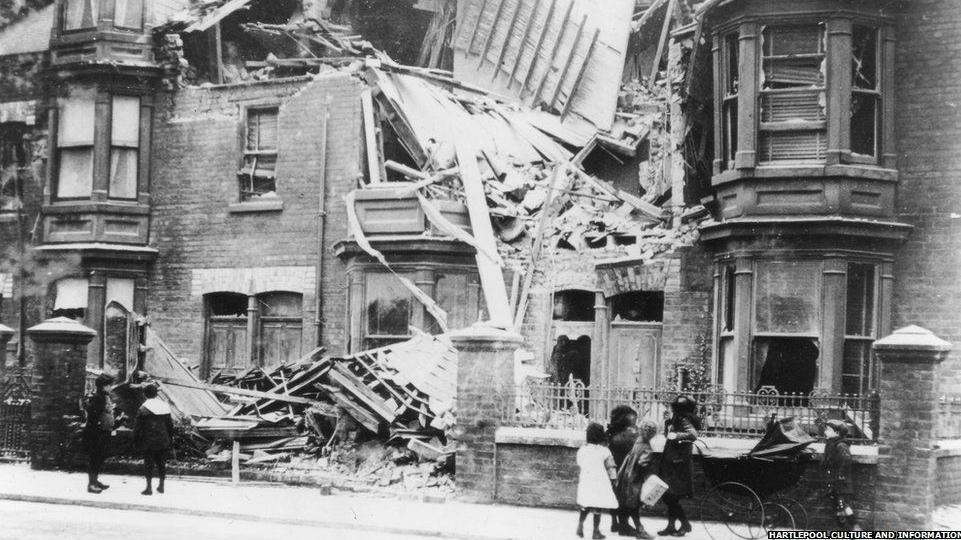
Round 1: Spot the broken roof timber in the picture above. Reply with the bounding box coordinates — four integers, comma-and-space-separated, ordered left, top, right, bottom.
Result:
184, 0, 252, 33
452, 0, 634, 132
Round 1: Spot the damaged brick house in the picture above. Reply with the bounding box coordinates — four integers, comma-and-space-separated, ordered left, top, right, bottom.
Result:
1, 0, 960, 526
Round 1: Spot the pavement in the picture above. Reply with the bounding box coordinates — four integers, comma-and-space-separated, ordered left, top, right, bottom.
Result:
0, 463, 785, 539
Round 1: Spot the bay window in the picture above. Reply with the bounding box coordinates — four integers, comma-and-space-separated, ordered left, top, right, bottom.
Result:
63, 0, 98, 30
364, 272, 415, 350
842, 263, 877, 396
55, 93, 143, 201
714, 13, 893, 174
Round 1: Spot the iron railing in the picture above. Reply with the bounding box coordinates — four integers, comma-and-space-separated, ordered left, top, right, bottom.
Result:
493, 380, 880, 443
938, 394, 961, 439
0, 377, 31, 458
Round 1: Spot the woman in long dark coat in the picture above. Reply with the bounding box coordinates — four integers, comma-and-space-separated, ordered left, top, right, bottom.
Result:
608, 405, 639, 535
133, 384, 174, 495
657, 395, 700, 537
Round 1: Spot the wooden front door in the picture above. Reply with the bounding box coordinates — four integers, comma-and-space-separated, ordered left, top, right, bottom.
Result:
609, 322, 662, 389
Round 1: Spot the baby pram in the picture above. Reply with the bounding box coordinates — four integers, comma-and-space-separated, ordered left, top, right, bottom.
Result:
697, 415, 815, 539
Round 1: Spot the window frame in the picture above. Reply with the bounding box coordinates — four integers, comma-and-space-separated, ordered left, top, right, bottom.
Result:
238, 106, 280, 203
108, 95, 141, 201
713, 13, 894, 175
841, 261, 880, 396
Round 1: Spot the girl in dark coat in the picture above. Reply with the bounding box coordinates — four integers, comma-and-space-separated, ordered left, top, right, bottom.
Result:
657, 396, 700, 537
615, 419, 659, 539
823, 420, 859, 531
133, 384, 174, 495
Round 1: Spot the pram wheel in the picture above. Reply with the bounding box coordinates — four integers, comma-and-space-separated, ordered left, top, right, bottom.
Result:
762, 502, 796, 531
775, 497, 808, 529
699, 481, 765, 539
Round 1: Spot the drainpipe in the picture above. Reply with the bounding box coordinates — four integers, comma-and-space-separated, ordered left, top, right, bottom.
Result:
314, 96, 331, 348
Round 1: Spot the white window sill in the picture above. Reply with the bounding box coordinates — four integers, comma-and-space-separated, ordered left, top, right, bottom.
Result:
228, 200, 284, 214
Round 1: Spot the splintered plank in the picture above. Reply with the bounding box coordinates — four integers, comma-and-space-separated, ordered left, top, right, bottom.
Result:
328, 364, 398, 422
560, 28, 600, 120
513, 0, 557, 90
459, 0, 490, 53
323, 385, 381, 432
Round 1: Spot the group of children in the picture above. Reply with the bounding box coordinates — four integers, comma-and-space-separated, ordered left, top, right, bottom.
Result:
576, 396, 699, 539
574, 397, 860, 538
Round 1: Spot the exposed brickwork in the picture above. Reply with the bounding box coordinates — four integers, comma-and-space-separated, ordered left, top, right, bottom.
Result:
27, 322, 93, 469
147, 73, 363, 368
661, 247, 713, 382
891, 0, 961, 389
936, 454, 961, 506
452, 330, 521, 503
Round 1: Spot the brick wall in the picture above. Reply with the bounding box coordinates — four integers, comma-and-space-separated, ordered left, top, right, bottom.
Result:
937, 454, 961, 506
892, 0, 961, 389
147, 73, 363, 369
493, 441, 877, 529
661, 247, 713, 383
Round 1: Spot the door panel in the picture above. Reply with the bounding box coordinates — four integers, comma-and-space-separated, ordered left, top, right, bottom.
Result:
260, 319, 302, 368
610, 322, 662, 389
207, 318, 248, 376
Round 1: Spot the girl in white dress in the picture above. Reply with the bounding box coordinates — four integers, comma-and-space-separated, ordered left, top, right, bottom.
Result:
576, 422, 619, 539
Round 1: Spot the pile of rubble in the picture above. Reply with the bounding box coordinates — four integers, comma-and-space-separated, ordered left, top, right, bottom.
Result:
150, 331, 457, 482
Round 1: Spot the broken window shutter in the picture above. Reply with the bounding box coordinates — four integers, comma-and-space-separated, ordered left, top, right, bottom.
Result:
759, 131, 826, 162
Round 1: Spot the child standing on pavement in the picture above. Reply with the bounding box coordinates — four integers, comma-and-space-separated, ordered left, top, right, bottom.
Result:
577, 422, 619, 539
615, 419, 659, 539
823, 419, 860, 531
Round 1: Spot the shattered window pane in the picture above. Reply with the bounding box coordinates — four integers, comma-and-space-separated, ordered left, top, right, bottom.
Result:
759, 25, 827, 163
754, 260, 820, 334
208, 293, 248, 317
365, 272, 414, 342
259, 291, 302, 318
852, 26, 878, 90
64, 0, 98, 30
246, 108, 278, 152
842, 340, 874, 396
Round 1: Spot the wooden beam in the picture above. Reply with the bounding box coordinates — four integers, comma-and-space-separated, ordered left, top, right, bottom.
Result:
549, 14, 587, 109
156, 377, 334, 412
453, 132, 513, 328
560, 28, 599, 120
505, 0, 544, 84
488, 0, 523, 76
328, 364, 398, 422
649, 0, 677, 83
361, 89, 382, 183
528, 0, 574, 102
514, 0, 557, 90
476, 0, 507, 66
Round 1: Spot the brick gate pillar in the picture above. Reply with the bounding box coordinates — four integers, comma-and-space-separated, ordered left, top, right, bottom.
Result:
0, 323, 13, 377
451, 325, 522, 503
873, 325, 951, 530
27, 317, 96, 470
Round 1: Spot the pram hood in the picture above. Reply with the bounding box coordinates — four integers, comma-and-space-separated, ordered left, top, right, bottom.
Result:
748, 416, 815, 458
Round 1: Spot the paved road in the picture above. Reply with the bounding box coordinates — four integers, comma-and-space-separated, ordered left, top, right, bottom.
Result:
0, 500, 433, 540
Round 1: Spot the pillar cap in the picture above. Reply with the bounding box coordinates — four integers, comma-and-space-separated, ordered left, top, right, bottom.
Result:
27, 317, 96, 344
873, 325, 952, 358
0, 323, 13, 341
449, 323, 523, 345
